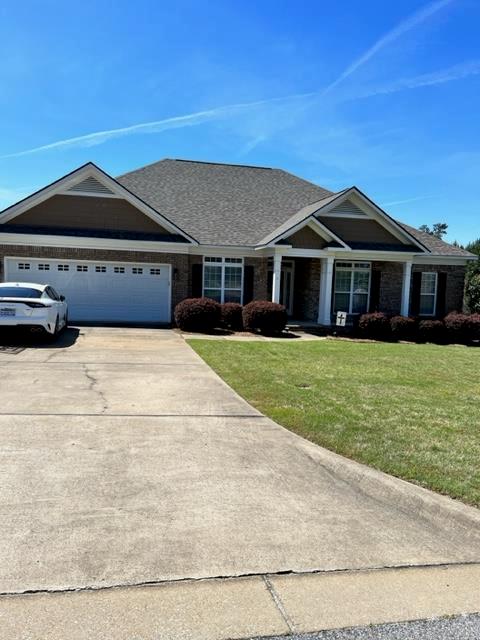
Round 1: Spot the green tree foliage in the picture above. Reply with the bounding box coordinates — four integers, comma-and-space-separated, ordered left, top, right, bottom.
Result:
419, 222, 448, 239
465, 258, 480, 313
465, 238, 480, 256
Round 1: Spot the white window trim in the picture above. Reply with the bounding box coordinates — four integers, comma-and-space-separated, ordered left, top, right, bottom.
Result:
334, 261, 371, 315
419, 271, 438, 316
203, 256, 244, 304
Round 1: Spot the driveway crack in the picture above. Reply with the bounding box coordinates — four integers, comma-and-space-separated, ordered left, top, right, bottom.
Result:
83, 364, 109, 414
262, 574, 296, 633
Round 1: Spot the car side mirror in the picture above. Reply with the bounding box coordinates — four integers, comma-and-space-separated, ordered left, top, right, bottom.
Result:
60, 295, 66, 302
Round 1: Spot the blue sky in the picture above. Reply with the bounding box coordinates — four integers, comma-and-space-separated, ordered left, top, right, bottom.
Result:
0, 0, 479, 244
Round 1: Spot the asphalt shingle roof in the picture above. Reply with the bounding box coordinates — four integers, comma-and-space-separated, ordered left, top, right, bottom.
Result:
0, 158, 435, 258
117, 159, 333, 247
398, 222, 474, 257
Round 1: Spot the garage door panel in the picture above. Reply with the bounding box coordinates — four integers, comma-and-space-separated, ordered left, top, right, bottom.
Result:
4, 258, 171, 323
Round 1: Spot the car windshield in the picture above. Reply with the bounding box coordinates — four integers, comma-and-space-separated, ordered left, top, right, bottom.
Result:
0, 287, 43, 298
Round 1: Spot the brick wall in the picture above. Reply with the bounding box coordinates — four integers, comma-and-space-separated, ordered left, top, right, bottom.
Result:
0, 244, 189, 315
0, 247, 272, 317
293, 257, 321, 321
373, 261, 404, 315
411, 263, 466, 315
245, 256, 269, 300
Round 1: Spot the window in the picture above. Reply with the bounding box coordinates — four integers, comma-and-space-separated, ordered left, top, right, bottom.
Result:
334, 262, 371, 314
38, 263, 50, 271
77, 265, 88, 272
0, 286, 42, 298
419, 272, 437, 316
18, 263, 30, 270
132, 267, 143, 274
44, 287, 60, 301
95, 266, 107, 273
114, 266, 125, 274
58, 264, 69, 271
150, 268, 161, 275
203, 257, 243, 303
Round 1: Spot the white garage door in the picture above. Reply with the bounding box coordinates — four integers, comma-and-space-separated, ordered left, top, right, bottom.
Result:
4, 258, 171, 323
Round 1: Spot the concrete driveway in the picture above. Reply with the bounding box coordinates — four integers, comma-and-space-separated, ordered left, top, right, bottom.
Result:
1, 327, 479, 594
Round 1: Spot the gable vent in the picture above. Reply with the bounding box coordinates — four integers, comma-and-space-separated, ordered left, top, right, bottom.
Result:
327, 199, 367, 217
68, 176, 115, 195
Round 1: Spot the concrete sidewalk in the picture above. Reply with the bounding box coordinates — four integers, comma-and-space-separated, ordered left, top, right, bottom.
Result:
1, 564, 480, 639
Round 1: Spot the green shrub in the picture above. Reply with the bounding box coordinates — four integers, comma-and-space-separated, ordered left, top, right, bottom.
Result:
242, 301, 287, 335
390, 315, 416, 341
221, 303, 243, 331
417, 319, 446, 344
358, 312, 391, 340
174, 297, 221, 332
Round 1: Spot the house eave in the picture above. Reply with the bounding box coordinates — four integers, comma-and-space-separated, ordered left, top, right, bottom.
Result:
0, 232, 193, 255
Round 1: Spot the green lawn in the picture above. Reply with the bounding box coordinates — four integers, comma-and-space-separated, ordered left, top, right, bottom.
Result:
188, 338, 480, 507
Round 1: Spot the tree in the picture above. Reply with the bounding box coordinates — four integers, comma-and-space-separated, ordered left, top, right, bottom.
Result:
465, 238, 480, 256
418, 222, 448, 239
465, 258, 480, 313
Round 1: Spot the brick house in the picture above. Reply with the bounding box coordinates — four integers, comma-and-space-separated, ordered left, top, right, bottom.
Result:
0, 159, 475, 324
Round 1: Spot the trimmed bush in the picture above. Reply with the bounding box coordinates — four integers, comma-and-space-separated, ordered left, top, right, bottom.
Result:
444, 312, 470, 344
221, 302, 243, 331
417, 319, 446, 344
242, 301, 287, 335
469, 314, 480, 342
174, 297, 221, 332
444, 312, 480, 344
390, 315, 416, 341
358, 312, 390, 340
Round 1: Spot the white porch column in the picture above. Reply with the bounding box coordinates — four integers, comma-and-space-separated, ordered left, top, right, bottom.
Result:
318, 256, 335, 325
401, 261, 413, 317
272, 253, 282, 303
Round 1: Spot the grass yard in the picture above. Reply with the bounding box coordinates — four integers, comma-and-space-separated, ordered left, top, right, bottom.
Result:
189, 338, 480, 507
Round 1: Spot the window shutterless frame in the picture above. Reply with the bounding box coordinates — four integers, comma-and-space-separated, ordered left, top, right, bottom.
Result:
419, 272, 438, 316
203, 256, 244, 304
333, 261, 371, 315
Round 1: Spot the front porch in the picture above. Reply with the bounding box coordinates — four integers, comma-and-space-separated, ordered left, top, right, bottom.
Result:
265, 255, 465, 324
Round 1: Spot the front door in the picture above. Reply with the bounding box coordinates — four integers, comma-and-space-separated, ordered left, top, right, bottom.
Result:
280, 261, 295, 315
267, 259, 295, 315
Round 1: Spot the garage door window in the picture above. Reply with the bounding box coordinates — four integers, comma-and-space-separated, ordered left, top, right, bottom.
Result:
38, 263, 50, 271
203, 257, 243, 303
95, 266, 106, 273
132, 267, 143, 274
77, 265, 88, 272
18, 263, 30, 270
114, 267, 125, 274
58, 264, 69, 271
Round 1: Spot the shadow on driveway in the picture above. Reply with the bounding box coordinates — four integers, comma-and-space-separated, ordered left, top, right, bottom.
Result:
0, 327, 80, 351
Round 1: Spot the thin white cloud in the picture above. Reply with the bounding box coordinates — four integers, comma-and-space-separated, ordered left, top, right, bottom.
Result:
322, 0, 456, 95
382, 195, 435, 207
359, 60, 480, 98
238, 134, 268, 156
0, 93, 315, 160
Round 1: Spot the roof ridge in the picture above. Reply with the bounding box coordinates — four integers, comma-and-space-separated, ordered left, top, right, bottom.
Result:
172, 158, 273, 170
117, 158, 275, 179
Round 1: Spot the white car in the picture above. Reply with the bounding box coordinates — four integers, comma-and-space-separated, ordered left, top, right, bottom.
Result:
0, 282, 68, 337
